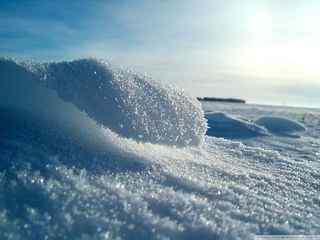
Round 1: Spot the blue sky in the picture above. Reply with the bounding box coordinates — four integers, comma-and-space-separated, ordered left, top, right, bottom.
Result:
1, 0, 320, 107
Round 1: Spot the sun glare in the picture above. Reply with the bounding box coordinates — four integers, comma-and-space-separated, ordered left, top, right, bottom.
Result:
234, 7, 320, 83
246, 8, 273, 42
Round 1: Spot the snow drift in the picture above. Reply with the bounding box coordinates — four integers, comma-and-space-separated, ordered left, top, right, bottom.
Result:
205, 112, 268, 139
0, 58, 206, 147
1, 58, 319, 239
255, 116, 306, 136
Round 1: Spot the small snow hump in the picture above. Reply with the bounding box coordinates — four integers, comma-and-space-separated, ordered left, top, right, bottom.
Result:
255, 116, 306, 136
205, 112, 268, 139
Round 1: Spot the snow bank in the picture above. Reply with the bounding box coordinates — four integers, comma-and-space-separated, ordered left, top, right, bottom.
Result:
255, 116, 306, 135
0, 58, 206, 147
0, 58, 319, 239
205, 112, 268, 139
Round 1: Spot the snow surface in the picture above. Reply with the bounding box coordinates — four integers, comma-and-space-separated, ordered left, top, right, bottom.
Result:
255, 116, 306, 135
0, 58, 319, 239
205, 112, 269, 139
1, 58, 206, 147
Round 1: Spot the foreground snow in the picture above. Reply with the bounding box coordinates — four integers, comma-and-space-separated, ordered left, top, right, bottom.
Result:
0, 58, 319, 239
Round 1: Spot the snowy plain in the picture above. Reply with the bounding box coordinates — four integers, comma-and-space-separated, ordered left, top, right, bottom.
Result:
0, 58, 319, 239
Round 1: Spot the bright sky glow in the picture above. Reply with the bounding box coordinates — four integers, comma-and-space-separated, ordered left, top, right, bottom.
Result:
1, 0, 320, 107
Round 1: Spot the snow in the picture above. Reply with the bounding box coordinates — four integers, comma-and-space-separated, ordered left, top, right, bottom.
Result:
38, 59, 207, 147
1, 58, 206, 147
0, 58, 319, 239
205, 112, 268, 139
255, 116, 306, 135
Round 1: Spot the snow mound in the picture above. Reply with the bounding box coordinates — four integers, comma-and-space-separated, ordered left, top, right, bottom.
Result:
0, 58, 206, 147
255, 116, 306, 135
205, 112, 268, 139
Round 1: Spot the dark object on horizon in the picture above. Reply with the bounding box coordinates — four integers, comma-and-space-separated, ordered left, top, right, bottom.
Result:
197, 97, 246, 104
